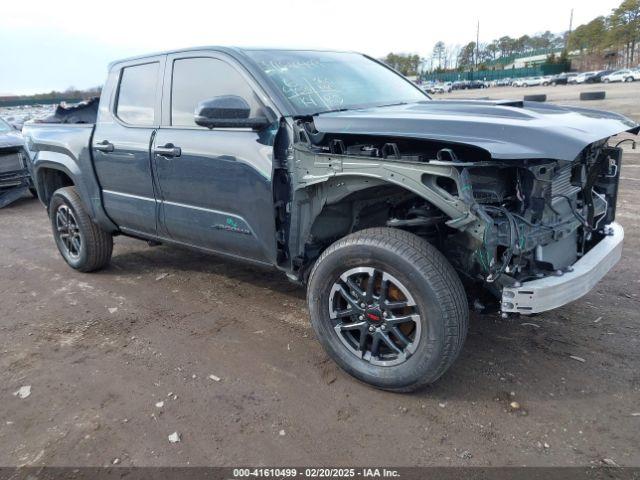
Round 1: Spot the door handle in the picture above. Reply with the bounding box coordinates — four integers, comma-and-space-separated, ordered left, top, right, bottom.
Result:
153, 143, 181, 158
94, 140, 114, 153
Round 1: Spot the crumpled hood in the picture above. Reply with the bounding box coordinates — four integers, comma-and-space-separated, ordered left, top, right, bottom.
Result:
313, 100, 639, 161
0, 130, 25, 150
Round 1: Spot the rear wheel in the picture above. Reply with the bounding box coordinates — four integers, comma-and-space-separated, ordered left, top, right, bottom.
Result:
50, 186, 113, 272
307, 228, 468, 391
625, 77, 634, 83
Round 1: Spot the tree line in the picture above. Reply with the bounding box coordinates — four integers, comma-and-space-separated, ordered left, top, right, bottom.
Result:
383, 0, 639, 76
0, 86, 101, 102
569, 0, 639, 68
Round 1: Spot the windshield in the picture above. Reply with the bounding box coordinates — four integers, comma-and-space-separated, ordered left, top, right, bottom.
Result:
0, 117, 12, 133
245, 50, 428, 115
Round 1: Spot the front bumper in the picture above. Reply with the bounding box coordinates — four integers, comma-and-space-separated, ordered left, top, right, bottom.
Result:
501, 222, 624, 314
0, 170, 32, 208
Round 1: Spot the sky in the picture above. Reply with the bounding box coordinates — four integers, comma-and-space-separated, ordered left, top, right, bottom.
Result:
0, 0, 622, 95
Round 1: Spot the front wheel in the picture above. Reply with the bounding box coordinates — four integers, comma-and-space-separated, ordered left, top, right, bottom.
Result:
50, 186, 113, 272
307, 228, 468, 392
625, 77, 634, 82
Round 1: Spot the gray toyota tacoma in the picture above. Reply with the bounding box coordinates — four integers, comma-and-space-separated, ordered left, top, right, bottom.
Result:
23, 48, 638, 391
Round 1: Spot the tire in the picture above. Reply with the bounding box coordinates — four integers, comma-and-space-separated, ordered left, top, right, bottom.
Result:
307, 227, 468, 392
524, 94, 546, 102
625, 77, 634, 83
49, 186, 113, 272
580, 91, 606, 101
604, 79, 610, 83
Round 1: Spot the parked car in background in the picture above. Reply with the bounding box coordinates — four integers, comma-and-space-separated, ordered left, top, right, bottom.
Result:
466, 80, 486, 89
543, 73, 575, 86
587, 70, 614, 83
602, 69, 640, 83
422, 81, 436, 93
431, 82, 452, 93
493, 77, 512, 87
575, 71, 597, 83
521, 76, 544, 87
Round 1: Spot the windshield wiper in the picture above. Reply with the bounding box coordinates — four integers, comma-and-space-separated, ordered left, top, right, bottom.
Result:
375, 101, 409, 108
312, 107, 351, 116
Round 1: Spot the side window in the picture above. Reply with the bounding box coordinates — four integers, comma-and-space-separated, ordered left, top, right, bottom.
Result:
116, 62, 159, 125
171, 57, 261, 127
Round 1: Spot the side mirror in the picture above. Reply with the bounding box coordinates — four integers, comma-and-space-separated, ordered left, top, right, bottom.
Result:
194, 95, 270, 130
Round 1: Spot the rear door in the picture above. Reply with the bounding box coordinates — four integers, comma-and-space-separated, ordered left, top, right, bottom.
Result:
93, 56, 165, 236
153, 51, 278, 264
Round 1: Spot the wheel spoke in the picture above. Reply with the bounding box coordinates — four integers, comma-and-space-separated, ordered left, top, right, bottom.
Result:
384, 300, 409, 310
385, 314, 416, 326
390, 326, 411, 347
70, 236, 81, 254
336, 284, 362, 311
331, 308, 356, 320
345, 278, 366, 301
365, 270, 378, 303
57, 208, 68, 225
370, 334, 381, 357
338, 321, 366, 332
358, 329, 368, 352
378, 279, 389, 305
379, 331, 402, 355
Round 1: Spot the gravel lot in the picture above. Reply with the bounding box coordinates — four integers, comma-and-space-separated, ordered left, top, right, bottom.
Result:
1, 82, 639, 467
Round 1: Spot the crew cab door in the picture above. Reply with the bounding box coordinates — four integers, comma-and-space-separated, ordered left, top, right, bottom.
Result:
154, 51, 278, 264
93, 56, 165, 236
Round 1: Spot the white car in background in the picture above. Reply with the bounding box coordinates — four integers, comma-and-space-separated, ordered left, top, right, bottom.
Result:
432, 82, 452, 93
521, 76, 544, 87
574, 71, 597, 84
602, 69, 640, 83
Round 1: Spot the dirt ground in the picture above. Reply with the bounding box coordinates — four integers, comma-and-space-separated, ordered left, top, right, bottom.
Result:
1, 82, 639, 468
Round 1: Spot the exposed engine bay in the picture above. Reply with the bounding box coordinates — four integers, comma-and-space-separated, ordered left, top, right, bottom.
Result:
285, 117, 627, 313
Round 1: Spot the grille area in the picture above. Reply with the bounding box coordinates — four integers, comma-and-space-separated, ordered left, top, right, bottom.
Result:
0, 150, 26, 174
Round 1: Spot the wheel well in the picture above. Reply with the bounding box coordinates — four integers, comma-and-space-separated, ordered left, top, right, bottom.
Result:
301, 183, 447, 277
38, 168, 74, 209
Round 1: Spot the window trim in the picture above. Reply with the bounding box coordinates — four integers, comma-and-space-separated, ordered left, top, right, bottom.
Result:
160, 50, 280, 130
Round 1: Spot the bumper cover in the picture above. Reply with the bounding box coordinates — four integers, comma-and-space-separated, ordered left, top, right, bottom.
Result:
0, 171, 32, 208
501, 222, 624, 314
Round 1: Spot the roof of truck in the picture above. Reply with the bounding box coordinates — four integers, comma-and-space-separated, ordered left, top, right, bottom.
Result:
108, 46, 354, 68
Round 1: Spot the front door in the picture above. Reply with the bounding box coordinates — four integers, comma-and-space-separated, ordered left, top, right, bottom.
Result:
153, 52, 278, 264
93, 58, 164, 236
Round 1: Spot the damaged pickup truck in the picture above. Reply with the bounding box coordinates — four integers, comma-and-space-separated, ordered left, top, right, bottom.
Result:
23, 48, 638, 391
1, 116, 35, 208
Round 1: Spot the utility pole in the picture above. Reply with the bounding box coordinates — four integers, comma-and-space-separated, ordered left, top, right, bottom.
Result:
475, 20, 480, 70
566, 8, 573, 49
